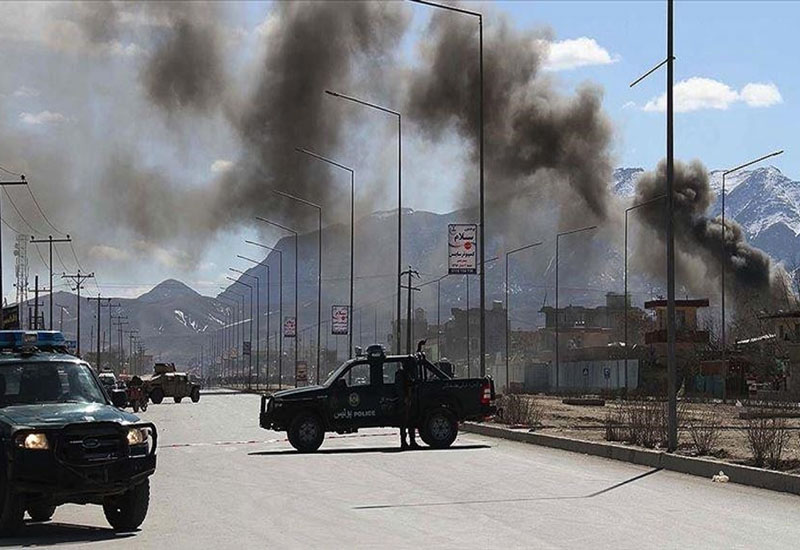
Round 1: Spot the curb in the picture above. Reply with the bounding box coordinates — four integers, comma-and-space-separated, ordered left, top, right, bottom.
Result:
463, 422, 800, 497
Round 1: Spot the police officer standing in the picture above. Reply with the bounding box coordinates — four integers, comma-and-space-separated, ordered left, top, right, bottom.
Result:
395, 363, 419, 450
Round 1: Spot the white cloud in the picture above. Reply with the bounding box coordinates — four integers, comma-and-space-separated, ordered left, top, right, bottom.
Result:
740, 82, 783, 107
643, 77, 783, 113
13, 86, 40, 97
211, 159, 234, 173
621, 101, 637, 110
89, 245, 130, 262
19, 110, 68, 125
542, 37, 619, 71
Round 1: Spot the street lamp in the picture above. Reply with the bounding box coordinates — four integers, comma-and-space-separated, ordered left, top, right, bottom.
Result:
246, 240, 284, 389
324, 89, 403, 355
227, 286, 247, 384
230, 270, 258, 390
272, 189, 323, 386
505, 241, 543, 394
238, 255, 271, 390
624, 195, 666, 390
720, 149, 784, 401
410, 0, 486, 377
629, 0, 676, 451
256, 218, 298, 388
555, 225, 597, 389
295, 147, 355, 359
217, 292, 238, 381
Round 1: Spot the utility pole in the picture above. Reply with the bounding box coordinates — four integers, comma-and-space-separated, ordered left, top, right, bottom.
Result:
400, 266, 420, 354
0, 175, 27, 327
87, 296, 112, 370
62, 270, 94, 356
30, 235, 71, 329
111, 315, 128, 372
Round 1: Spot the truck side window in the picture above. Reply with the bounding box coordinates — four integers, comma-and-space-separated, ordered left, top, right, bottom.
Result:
382, 362, 402, 385
346, 363, 370, 387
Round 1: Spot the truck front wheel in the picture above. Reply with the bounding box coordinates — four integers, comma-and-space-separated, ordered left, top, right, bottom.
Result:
422, 408, 458, 449
27, 503, 56, 522
288, 413, 324, 453
150, 388, 164, 404
0, 473, 24, 536
190, 387, 200, 403
103, 478, 150, 532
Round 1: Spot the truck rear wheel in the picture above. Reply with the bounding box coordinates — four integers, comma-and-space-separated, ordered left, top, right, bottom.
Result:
150, 388, 164, 404
174, 396, 182, 404
190, 387, 200, 403
422, 408, 458, 449
103, 478, 150, 532
0, 473, 24, 536
27, 503, 56, 522
288, 413, 324, 453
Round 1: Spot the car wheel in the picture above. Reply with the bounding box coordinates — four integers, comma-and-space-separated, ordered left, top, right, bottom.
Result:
174, 396, 182, 404
287, 413, 324, 453
190, 387, 200, 403
422, 408, 458, 449
103, 478, 150, 532
0, 473, 24, 536
27, 504, 56, 522
150, 388, 164, 405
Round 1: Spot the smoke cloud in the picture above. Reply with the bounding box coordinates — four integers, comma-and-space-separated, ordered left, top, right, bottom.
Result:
633, 159, 791, 308
406, 11, 615, 225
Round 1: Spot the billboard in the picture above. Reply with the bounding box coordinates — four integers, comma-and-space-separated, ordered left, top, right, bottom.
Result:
1, 305, 20, 330
283, 317, 296, 338
331, 305, 349, 335
448, 223, 477, 274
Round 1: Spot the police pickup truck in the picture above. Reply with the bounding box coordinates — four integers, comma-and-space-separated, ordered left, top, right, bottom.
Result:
0, 331, 157, 536
260, 343, 495, 452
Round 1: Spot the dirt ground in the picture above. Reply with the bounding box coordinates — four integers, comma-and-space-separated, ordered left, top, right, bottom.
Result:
494, 395, 800, 474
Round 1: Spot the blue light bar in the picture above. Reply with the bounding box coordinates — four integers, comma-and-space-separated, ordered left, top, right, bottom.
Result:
0, 331, 67, 350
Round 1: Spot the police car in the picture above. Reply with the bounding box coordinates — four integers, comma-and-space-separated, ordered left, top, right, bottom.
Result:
0, 331, 157, 536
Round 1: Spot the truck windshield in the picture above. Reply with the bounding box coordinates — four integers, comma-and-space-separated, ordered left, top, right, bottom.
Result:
0, 362, 107, 407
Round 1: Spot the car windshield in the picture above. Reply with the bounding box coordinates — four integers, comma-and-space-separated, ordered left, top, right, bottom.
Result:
0, 361, 107, 407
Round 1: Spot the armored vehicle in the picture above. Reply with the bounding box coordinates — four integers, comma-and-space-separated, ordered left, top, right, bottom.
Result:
145, 363, 201, 404
0, 331, 157, 536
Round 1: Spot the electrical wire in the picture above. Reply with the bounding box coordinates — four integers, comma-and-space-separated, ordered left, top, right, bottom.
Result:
0, 216, 23, 234
32, 243, 50, 270
26, 186, 67, 236
1, 187, 41, 236
0, 165, 23, 177
53, 246, 70, 272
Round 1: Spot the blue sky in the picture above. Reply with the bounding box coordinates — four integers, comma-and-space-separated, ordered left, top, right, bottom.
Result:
0, 1, 795, 300
491, 0, 795, 176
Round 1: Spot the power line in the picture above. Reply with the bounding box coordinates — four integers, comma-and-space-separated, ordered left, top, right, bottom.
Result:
53, 245, 70, 272
0, 165, 22, 177
32, 242, 49, 270
1, 187, 41, 236
26, 186, 66, 236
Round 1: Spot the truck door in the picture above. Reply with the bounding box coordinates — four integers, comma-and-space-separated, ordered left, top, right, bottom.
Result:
328, 361, 381, 429
376, 359, 406, 427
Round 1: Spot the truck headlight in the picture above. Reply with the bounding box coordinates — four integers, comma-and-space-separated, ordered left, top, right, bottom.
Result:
16, 432, 50, 450
126, 427, 150, 447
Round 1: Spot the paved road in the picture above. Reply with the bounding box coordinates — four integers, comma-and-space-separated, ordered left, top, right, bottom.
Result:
5, 392, 800, 549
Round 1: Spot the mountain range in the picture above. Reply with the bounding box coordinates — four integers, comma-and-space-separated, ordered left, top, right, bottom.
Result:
37, 166, 800, 368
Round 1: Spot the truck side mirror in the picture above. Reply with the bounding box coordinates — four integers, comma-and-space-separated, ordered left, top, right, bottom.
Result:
110, 389, 127, 408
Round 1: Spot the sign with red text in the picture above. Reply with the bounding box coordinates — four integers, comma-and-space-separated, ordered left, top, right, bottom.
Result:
448, 223, 477, 274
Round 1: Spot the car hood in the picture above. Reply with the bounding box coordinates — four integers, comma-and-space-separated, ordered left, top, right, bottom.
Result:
0, 403, 139, 429
272, 385, 325, 400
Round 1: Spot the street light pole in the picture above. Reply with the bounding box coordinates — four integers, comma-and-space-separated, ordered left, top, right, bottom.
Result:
246, 240, 283, 389
227, 276, 254, 390
238, 255, 270, 390
272, 189, 323, 386
324, 89, 403, 355
410, 0, 486, 377
505, 241, 543, 393
719, 150, 783, 400
295, 148, 355, 359
624, 196, 666, 390
555, 226, 597, 390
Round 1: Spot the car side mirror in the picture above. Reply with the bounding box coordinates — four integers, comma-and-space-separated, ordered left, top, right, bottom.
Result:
110, 389, 127, 408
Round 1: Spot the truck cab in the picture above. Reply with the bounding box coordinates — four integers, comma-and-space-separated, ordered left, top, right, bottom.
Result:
0, 331, 157, 536
260, 344, 495, 452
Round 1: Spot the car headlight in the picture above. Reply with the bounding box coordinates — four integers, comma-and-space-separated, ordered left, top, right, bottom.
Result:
126, 427, 150, 447
16, 432, 50, 450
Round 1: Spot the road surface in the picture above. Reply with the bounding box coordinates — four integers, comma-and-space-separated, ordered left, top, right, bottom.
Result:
5, 391, 799, 549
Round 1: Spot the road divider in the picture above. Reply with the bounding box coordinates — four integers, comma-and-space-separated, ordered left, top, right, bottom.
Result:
463, 422, 800, 497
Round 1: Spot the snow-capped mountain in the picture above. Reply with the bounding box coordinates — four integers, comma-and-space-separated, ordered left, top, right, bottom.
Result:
614, 165, 800, 267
